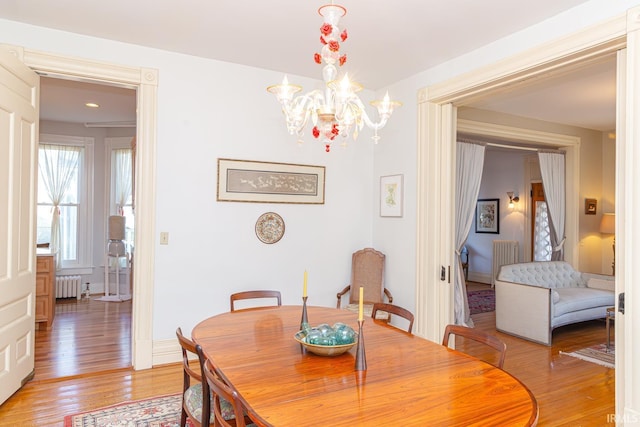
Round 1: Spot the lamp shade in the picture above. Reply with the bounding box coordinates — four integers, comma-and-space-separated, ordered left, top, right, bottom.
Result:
599, 213, 615, 234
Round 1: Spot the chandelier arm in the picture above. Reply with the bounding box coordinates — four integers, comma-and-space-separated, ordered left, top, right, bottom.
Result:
347, 96, 389, 131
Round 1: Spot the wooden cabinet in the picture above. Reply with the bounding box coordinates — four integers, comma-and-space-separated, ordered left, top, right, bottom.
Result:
36, 254, 56, 329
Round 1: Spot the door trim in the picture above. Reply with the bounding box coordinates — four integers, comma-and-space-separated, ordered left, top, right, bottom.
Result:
3, 44, 158, 370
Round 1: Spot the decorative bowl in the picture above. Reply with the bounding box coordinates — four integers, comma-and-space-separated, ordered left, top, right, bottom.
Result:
294, 330, 358, 357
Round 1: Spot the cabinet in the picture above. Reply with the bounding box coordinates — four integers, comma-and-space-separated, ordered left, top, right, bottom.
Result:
36, 254, 56, 329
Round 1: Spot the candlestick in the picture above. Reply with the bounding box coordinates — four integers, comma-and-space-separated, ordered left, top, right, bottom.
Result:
355, 319, 367, 371
300, 296, 309, 332
358, 286, 364, 321
303, 270, 308, 298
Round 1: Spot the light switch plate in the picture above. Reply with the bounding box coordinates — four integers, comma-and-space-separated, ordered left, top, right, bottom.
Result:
160, 232, 169, 245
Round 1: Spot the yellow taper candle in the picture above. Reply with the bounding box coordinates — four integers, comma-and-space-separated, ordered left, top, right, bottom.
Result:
303, 270, 308, 297
358, 286, 364, 321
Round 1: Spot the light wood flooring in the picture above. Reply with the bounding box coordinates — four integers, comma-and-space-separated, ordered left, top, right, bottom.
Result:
0, 291, 615, 426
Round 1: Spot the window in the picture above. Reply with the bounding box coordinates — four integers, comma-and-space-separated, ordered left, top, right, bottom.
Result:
37, 135, 94, 270
106, 137, 135, 251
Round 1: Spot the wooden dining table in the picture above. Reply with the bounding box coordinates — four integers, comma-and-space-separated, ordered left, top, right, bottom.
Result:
192, 305, 538, 426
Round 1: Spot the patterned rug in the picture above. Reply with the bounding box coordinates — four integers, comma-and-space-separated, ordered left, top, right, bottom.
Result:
561, 343, 615, 369
64, 393, 193, 427
467, 289, 495, 314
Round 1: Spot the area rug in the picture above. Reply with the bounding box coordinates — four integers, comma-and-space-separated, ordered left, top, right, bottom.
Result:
467, 289, 495, 314
561, 343, 615, 369
64, 393, 193, 427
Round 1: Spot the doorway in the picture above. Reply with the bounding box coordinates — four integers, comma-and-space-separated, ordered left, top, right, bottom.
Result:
35, 77, 136, 379
417, 13, 637, 418
11, 44, 158, 370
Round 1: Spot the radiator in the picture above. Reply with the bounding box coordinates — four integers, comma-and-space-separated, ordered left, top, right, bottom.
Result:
492, 240, 519, 285
55, 275, 82, 299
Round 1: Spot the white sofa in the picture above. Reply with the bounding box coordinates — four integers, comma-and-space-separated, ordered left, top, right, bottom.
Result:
495, 261, 614, 345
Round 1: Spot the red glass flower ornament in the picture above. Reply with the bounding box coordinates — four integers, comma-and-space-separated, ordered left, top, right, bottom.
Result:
328, 40, 340, 52
314, 53, 322, 64
339, 55, 347, 66
320, 36, 327, 45
320, 23, 333, 36
312, 126, 320, 138
341, 29, 348, 42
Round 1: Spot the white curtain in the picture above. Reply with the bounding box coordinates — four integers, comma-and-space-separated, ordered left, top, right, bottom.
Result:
454, 142, 486, 327
538, 151, 565, 260
39, 144, 81, 269
114, 148, 132, 216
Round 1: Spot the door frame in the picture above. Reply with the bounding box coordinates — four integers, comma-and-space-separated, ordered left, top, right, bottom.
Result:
3, 44, 158, 369
417, 7, 640, 418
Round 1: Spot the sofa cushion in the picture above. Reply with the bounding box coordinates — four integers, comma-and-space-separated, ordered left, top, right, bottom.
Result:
554, 288, 615, 317
586, 277, 615, 292
498, 261, 585, 288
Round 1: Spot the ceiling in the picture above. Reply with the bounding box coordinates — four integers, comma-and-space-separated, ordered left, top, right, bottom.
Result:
3, 0, 616, 131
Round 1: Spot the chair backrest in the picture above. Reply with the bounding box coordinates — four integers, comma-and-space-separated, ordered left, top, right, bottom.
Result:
200, 348, 249, 427
348, 248, 385, 305
371, 303, 414, 333
230, 290, 282, 312
441, 324, 507, 369
176, 327, 210, 427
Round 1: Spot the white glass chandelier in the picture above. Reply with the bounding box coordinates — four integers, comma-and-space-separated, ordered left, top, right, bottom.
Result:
267, 3, 401, 152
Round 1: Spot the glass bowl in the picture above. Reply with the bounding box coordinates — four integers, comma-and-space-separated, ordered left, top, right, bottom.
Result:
294, 330, 357, 356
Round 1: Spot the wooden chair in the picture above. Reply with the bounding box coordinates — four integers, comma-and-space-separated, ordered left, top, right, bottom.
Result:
177, 328, 238, 427
199, 347, 256, 427
441, 324, 507, 369
371, 302, 414, 333
230, 290, 282, 312
176, 327, 211, 427
336, 248, 393, 319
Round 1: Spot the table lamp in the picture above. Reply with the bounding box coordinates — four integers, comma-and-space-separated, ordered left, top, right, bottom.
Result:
599, 213, 615, 275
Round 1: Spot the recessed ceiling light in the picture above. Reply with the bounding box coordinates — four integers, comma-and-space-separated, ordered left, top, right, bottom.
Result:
85, 102, 99, 108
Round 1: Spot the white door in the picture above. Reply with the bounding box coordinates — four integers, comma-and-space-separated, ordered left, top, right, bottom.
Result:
0, 47, 39, 405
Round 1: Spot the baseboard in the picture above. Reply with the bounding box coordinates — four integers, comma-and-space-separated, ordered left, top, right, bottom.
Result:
152, 339, 183, 365
469, 271, 491, 284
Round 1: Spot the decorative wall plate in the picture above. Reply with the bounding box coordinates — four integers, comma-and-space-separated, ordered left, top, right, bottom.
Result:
255, 212, 285, 244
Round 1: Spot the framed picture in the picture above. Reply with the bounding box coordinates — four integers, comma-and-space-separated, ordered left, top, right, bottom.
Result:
217, 158, 325, 204
380, 174, 403, 217
475, 198, 500, 234
585, 198, 597, 215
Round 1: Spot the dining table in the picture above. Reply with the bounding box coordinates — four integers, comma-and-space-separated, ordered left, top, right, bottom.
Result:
192, 305, 538, 426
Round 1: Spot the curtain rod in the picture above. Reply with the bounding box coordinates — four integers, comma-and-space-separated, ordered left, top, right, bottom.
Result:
458, 137, 564, 153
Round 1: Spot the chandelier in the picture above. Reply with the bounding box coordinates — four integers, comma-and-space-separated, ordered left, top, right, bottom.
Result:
267, 3, 401, 152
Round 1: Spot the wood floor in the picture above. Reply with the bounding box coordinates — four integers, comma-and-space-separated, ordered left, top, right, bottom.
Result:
0, 290, 615, 426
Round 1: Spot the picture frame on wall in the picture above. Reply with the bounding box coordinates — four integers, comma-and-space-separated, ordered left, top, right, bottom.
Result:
380, 174, 403, 217
585, 198, 597, 215
475, 198, 500, 234
217, 158, 325, 204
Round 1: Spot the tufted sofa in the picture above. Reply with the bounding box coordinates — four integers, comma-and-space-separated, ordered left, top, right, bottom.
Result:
495, 261, 614, 345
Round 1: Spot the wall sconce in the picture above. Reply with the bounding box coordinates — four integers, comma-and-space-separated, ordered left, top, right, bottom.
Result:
507, 191, 520, 209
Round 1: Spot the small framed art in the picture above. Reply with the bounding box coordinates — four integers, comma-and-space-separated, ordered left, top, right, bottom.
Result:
585, 198, 597, 215
380, 174, 403, 217
475, 198, 499, 234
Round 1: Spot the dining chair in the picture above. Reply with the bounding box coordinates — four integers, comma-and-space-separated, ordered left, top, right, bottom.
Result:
336, 248, 393, 320
230, 290, 282, 312
441, 324, 507, 369
199, 346, 256, 427
176, 327, 210, 427
176, 328, 236, 427
371, 302, 414, 333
